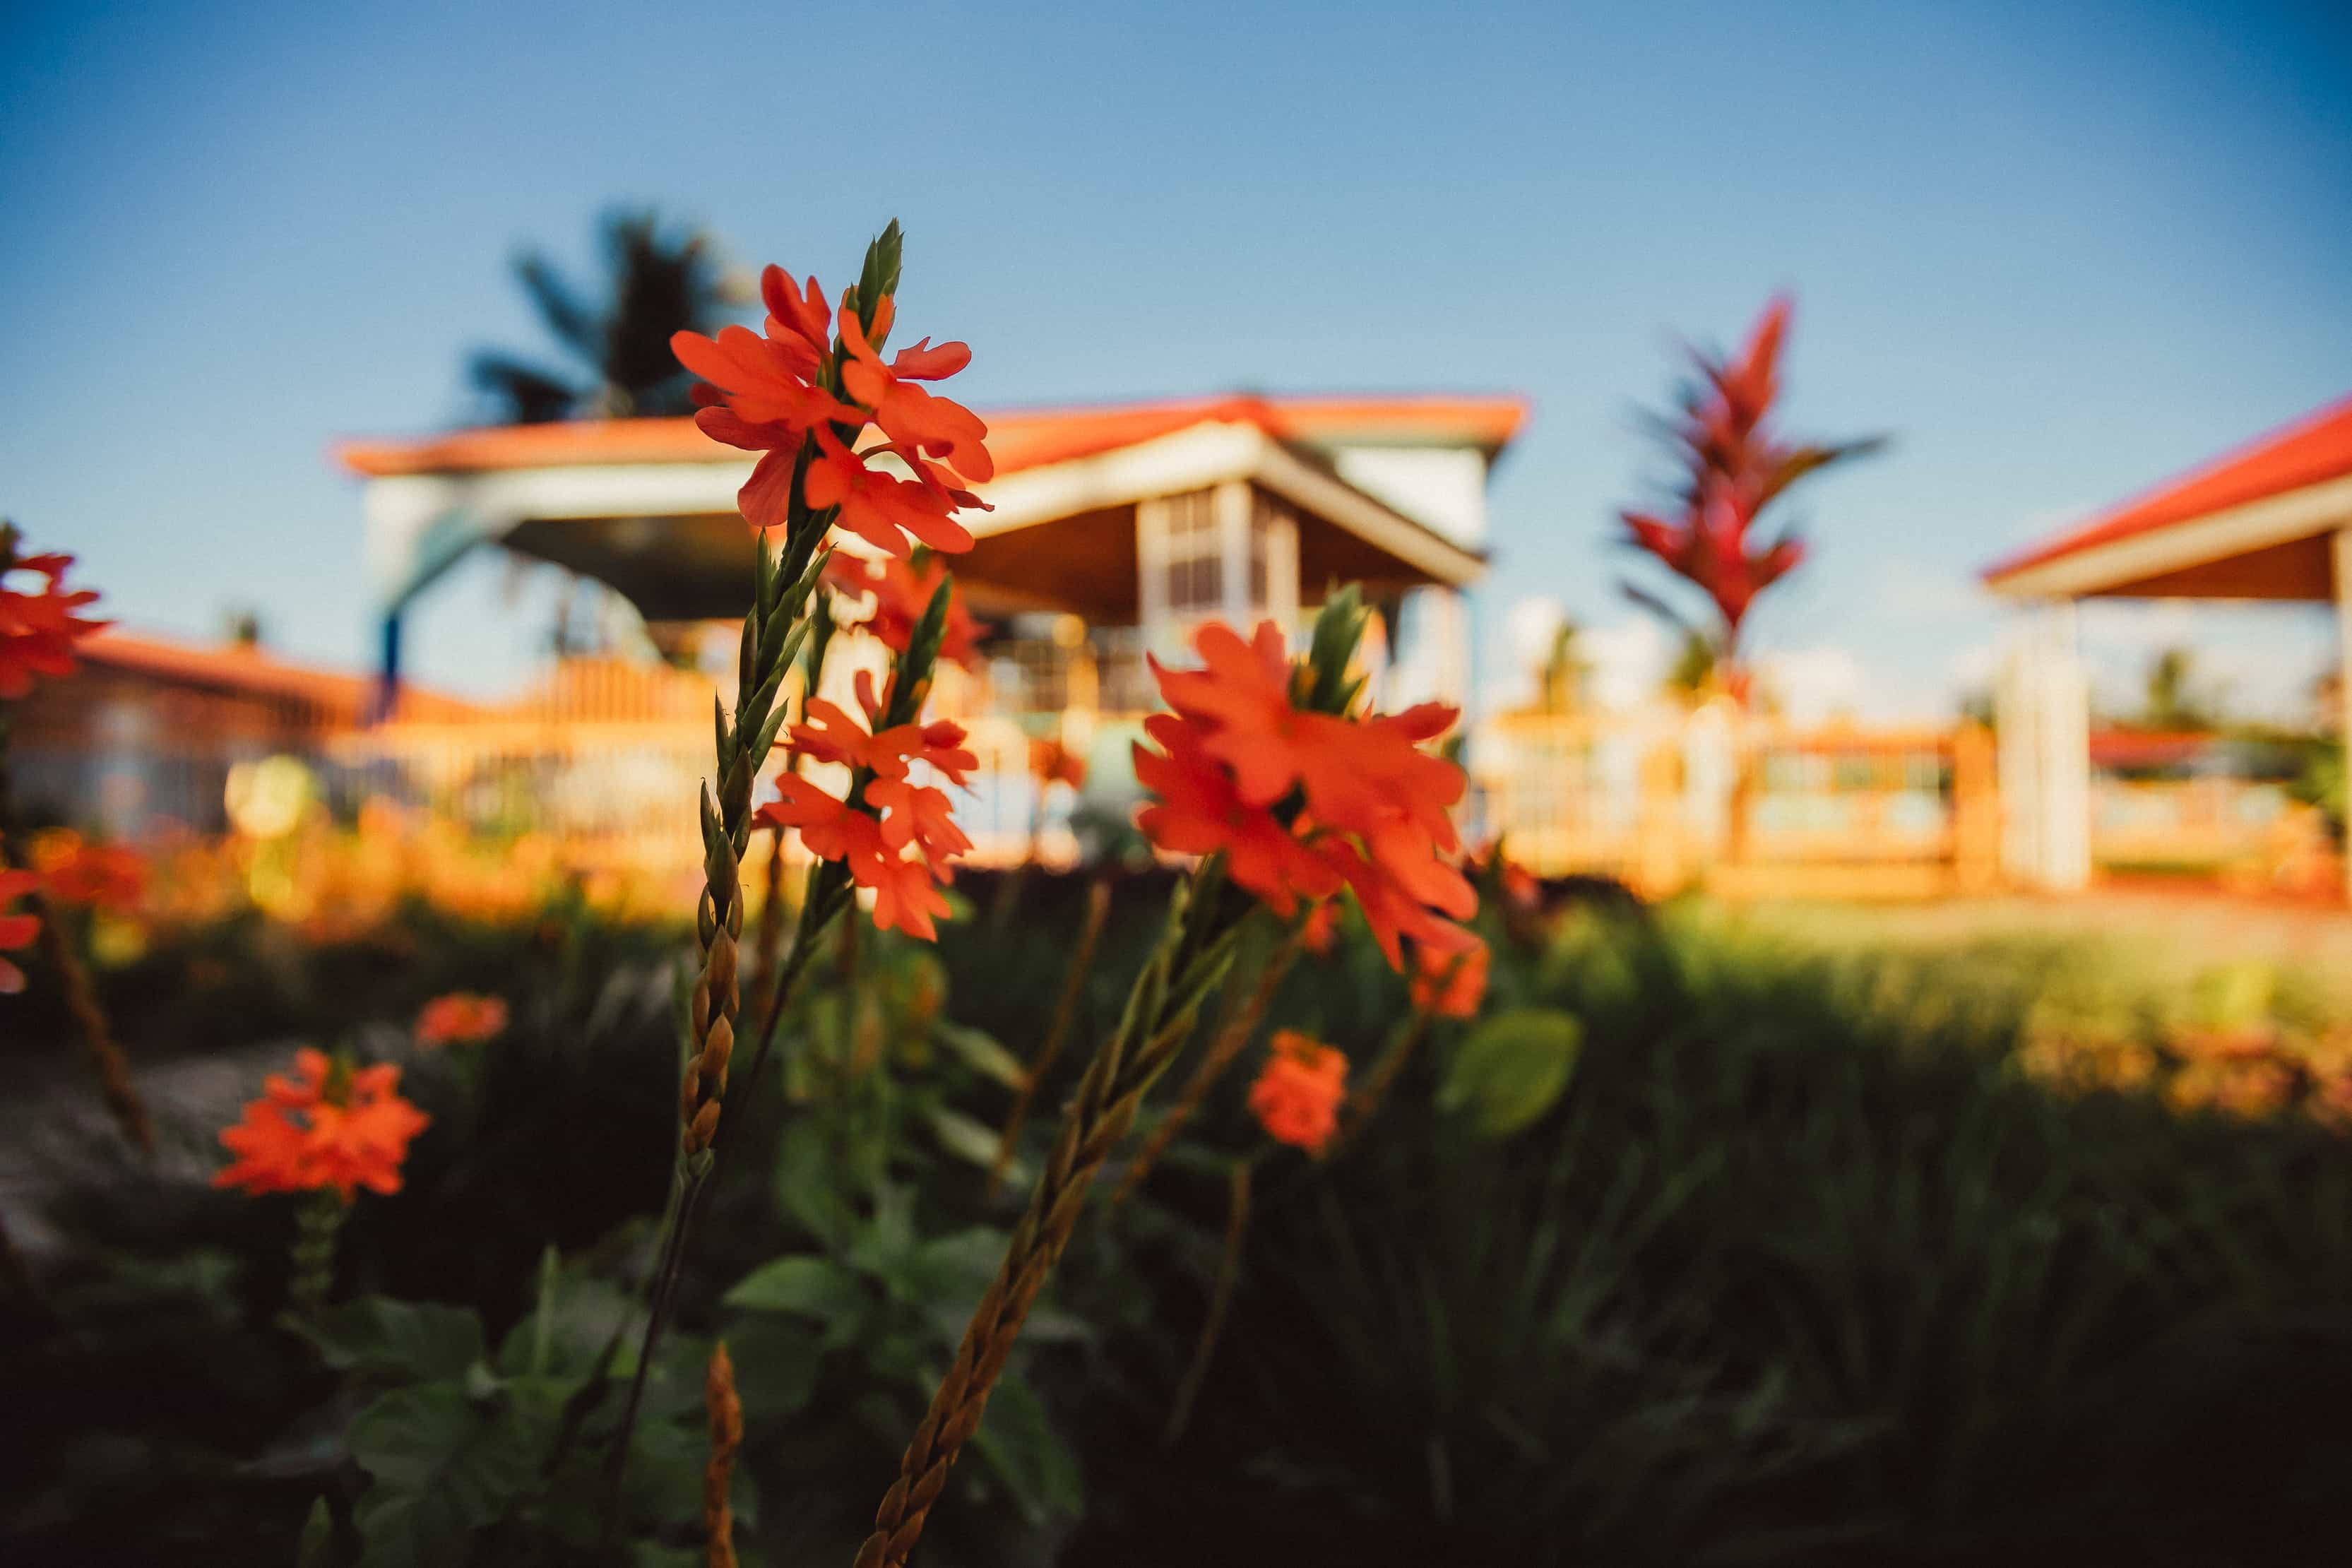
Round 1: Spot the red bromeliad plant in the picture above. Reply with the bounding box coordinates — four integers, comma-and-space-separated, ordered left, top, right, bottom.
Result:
850, 588, 1477, 1568
1617, 295, 1883, 701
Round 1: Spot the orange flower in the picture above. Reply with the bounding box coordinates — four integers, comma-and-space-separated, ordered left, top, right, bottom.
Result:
672, 257, 996, 549
753, 686, 975, 942
839, 307, 993, 482
1028, 736, 1088, 791
805, 429, 980, 558
0, 869, 40, 994
31, 831, 145, 911
787, 693, 977, 787
1134, 714, 1338, 917
1298, 897, 1341, 956
1137, 619, 1477, 968
1409, 937, 1489, 1018
1, 549, 107, 699
213, 1047, 430, 1202
825, 552, 983, 669
415, 992, 509, 1047
1248, 1031, 1348, 1154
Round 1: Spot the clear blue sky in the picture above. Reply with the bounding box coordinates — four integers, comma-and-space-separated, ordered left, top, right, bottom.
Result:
5, 0, 2348, 718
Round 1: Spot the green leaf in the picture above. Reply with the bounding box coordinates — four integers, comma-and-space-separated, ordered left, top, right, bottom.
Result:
897, 1226, 1008, 1314
928, 1105, 1016, 1180
719, 1314, 821, 1422
723, 1255, 868, 1347
1440, 1007, 1584, 1137
290, 1297, 486, 1382
295, 1496, 338, 1568
348, 1383, 537, 1568
934, 1021, 1026, 1088
968, 1373, 1083, 1525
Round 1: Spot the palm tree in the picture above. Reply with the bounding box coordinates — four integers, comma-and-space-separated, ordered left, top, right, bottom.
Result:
2142, 646, 2219, 732
467, 208, 742, 423
1616, 295, 1884, 700
1536, 619, 1588, 714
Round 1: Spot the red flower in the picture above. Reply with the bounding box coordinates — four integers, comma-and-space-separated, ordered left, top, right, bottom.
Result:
1298, 898, 1341, 956
825, 552, 983, 669
1248, 1031, 1348, 1154
415, 992, 509, 1047
1137, 619, 1477, 968
787, 689, 977, 788
213, 1047, 430, 1202
1409, 937, 1488, 1019
805, 429, 980, 558
0, 869, 40, 995
30, 831, 144, 912
1028, 736, 1088, 791
753, 684, 976, 942
867, 778, 973, 875
672, 257, 997, 552
1133, 713, 1338, 917
1, 550, 107, 699
839, 307, 993, 483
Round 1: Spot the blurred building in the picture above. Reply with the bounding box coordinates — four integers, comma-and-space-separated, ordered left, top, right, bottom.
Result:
10, 628, 473, 838
1986, 391, 2352, 895
328, 394, 1525, 874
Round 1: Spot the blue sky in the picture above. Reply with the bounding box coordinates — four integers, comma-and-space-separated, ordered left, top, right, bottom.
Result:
5, 0, 2349, 719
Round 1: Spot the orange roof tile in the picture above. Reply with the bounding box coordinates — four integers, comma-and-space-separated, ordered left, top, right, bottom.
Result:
1985, 392, 2352, 584
333, 393, 1530, 480
77, 630, 476, 720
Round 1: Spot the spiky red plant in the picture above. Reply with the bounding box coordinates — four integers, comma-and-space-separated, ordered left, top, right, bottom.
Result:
1617, 295, 1882, 697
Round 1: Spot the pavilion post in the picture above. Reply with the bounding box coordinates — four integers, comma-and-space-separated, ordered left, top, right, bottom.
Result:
1995, 599, 2090, 892
2333, 526, 2352, 901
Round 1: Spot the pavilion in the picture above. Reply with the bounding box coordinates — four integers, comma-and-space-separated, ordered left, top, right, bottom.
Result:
1984, 392, 2352, 893
335, 393, 1526, 715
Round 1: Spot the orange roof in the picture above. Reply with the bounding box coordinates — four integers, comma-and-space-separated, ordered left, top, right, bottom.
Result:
333, 393, 1530, 480
78, 630, 476, 720
1986, 392, 2352, 584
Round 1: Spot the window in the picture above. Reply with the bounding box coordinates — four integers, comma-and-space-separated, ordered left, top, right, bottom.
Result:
1162, 489, 1222, 614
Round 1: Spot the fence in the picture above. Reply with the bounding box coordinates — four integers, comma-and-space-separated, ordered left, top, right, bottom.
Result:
252, 659, 2344, 905
1471, 707, 1999, 900
324, 658, 1082, 896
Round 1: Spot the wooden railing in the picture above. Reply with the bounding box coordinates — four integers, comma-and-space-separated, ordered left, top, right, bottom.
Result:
323, 659, 2324, 905
1472, 708, 1999, 900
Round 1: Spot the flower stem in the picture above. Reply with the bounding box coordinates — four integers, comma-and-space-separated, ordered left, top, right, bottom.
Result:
1107, 923, 1302, 1213
1162, 1156, 1252, 1447
986, 874, 1110, 1202
851, 868, 1249, 1568
0, 713, 155, 1153
287, 1190, 348, 1317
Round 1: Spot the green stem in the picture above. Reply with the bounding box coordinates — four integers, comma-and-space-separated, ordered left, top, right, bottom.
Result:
287, 1190, 348, 1317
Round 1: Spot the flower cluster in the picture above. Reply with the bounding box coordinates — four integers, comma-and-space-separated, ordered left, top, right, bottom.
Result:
0, 869, 38, 994
0, 541, 107, 699
213, 1047, 430, 1202
671, 249, 994, 555
753, 672, 978, 941
1410, 937, 1490, 1018
415, 991, 509, 1047
1028, 735, 1088, 792
28, 830, 145, 912
1136, 619, 1478, 972
825, 551, 982, 669
1248, 1030, 1349, 1153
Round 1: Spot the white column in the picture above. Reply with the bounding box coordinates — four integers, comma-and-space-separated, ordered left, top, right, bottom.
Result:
1215, 480, 1251, 624
1995, 600, 2090, 891
2333, 527, 2352, 901
1135, 496, 1170, 661
1389, 586, 1471, 709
